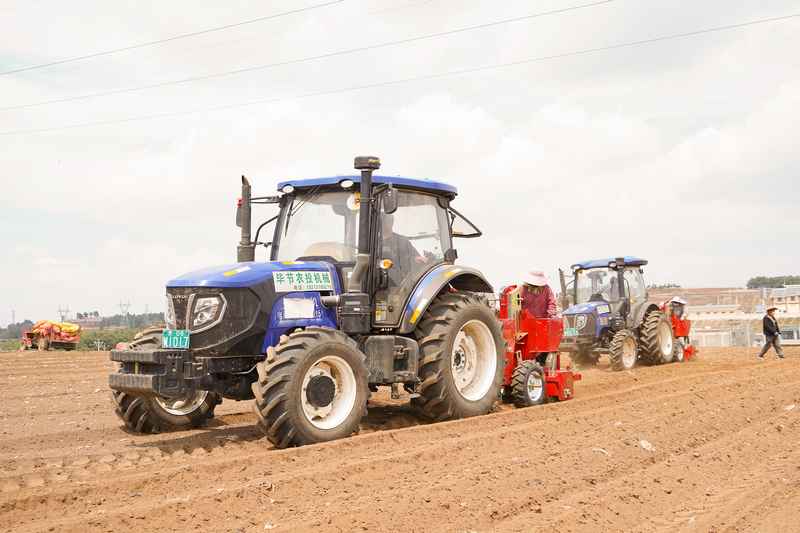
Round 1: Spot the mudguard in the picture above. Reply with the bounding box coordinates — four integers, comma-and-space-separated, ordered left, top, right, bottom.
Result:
397, 264, 493, 334
632, 301, 661, 329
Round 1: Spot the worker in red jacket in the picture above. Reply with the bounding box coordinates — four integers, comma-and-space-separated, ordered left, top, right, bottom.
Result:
520, 270, 557, 318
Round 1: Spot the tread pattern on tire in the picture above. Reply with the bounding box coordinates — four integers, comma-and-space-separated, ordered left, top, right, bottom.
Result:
510, 360, 546, 407
412, 291, 503, 421
639, 310, 670, 364
608, 329, 637, 371
251, 327, 367, 449
110, 328, 220, 434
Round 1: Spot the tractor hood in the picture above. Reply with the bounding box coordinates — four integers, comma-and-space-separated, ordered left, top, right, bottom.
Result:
563, 301, 612, 316
167, 261, 340, 290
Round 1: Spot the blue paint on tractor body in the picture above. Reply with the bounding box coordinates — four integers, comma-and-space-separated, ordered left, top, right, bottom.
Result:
571, 256, 648, 270
277, 174, 458, 196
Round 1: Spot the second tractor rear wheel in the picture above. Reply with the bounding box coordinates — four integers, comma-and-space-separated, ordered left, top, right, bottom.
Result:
640, 311, 674, 364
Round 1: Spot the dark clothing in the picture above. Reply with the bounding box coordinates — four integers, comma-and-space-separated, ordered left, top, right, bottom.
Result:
759, 314, 784, 358
758, 335, 785, 358
521, 285, 557, 318
381, 233, 421, 286
763, 315, 781, 337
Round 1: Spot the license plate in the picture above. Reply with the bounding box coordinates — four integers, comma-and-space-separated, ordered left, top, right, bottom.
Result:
564, 327, 579, 337
162, 329, 190, 349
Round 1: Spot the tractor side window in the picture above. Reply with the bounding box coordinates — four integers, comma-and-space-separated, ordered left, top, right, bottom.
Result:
375, 191, 450, 324
624, 269, 646, 304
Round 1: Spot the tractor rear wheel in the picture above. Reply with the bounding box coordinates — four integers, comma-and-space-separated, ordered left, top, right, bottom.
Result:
111, 327, 220, 434
412, 292, 504, 420
640, 311, 674, 364
510, 361, 547, 408
608, 329, 638, 371
252, 327, 369, 449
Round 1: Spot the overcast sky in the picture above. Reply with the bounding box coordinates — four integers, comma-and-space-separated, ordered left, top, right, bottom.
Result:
1, 0, 798, 325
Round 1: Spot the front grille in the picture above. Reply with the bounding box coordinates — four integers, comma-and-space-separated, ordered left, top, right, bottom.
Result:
167, 288, 195, 329
564, 313, 595, 333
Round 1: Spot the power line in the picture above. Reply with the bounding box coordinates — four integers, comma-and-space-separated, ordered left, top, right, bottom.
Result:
0, 0, 614, 111
0, 0, 344, 77
2, 13, 796, 137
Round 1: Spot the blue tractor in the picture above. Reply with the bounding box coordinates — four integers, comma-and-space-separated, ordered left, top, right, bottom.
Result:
109, 156, 504, 447
558, 257, 674, 371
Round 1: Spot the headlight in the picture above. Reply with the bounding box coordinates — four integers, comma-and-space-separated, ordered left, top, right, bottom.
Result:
165, 295, 177, 329
575, 314, 588, 330
191, 295, 226, 331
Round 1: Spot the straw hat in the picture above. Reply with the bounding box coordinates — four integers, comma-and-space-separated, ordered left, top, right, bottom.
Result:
523, 270, 549, 287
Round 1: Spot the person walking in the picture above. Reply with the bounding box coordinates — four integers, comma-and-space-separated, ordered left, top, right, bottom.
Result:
757, 306, 785, 359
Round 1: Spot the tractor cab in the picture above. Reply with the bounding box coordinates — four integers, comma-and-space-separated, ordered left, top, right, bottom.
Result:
242, 171, 482, 329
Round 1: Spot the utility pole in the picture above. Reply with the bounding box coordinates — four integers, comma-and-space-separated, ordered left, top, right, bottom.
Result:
57, 305, 70, 322
10, 309, 15, 326
119, 301, 131, 328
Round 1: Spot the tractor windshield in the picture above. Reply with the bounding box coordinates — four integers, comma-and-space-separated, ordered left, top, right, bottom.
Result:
575, 267, 621, 304
275, 190, 360, 262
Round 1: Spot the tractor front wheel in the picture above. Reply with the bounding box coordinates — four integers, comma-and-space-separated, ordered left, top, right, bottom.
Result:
412, 292, 504, 420
111, 327, 220, 433
252, 327, 369, 449
608, 329, 638, 371
510, 361, 547, 408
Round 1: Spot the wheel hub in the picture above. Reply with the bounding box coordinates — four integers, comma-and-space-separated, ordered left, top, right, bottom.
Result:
154, 390, 209, 416
300, 355, 357, 430
450, 320, 497, 402
527, 372, 543, 402
306, 374, 336, 408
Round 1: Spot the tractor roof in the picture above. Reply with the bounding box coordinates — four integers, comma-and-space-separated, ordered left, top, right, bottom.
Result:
276, 175, 458, 196
572, 256, 648, 270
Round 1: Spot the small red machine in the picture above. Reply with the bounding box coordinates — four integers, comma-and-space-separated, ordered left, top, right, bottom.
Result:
498, 285, 581, 407
660, 297, 696, 362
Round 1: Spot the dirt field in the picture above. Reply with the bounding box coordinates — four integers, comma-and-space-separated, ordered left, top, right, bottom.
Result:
1, 347, 798, 532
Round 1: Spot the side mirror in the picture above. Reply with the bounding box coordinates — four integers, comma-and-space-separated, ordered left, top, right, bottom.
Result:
383, 185, 398, 214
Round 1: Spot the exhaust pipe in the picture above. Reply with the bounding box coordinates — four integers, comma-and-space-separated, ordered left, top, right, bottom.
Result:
236, 175, 255, 262
349, 156, 380, 292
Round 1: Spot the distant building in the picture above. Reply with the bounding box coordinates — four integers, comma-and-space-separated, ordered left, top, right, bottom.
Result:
768, 284, 800, 314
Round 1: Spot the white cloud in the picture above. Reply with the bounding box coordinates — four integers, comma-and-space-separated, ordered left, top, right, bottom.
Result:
1, 0, 799, 325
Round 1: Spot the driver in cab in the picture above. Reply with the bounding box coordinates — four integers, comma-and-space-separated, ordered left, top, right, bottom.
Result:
380, 214, 427, 279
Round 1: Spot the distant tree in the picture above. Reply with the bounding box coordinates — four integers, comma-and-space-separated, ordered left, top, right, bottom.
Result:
0, 320, 35, 340
747, 276, 800, 289
647, 283, 681, 289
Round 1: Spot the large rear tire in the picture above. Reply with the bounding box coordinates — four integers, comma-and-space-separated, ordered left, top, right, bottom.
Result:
608, 329, 638, 371
510, 361, 547, 408
111, 327, 220, 434
412, 292, 504, 420
640, 311, 674, 364
252, 327, 369, 449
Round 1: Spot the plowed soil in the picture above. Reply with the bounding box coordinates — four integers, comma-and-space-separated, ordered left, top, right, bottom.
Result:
1, 347, 798, 532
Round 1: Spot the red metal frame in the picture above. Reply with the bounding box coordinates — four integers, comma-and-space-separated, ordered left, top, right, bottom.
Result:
660, 302, 696, 361
499, 285, 581, 401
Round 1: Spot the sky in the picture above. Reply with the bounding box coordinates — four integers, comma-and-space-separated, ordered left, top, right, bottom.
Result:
1, 0, 799, 325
